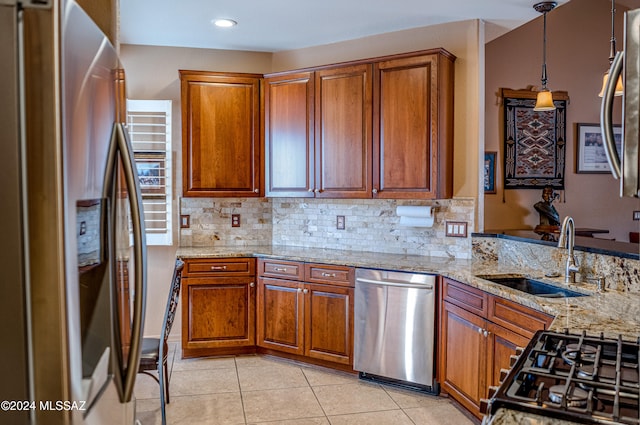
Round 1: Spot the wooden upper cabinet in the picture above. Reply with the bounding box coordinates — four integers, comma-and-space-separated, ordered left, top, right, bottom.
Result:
373, 51, 455, 199
264, 72, 315, 197
315, 64, 373, 198
180, 71, 263, 197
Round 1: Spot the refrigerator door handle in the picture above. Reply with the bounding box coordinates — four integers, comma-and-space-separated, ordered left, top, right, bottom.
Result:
600, 50, 623, 179
103, 122, 147, 403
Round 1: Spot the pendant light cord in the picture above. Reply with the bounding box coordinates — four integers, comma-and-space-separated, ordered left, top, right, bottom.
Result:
609, 0, 616, 64
541, 10, 548, 89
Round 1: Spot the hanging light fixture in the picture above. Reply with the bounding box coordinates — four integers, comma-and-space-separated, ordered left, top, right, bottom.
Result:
598, 0, 624, 97
533, 1, 557, 111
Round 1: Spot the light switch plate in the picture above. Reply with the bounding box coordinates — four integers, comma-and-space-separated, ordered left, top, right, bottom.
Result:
633, 211, 640, 221
336, 215, 345, 230
180, 215, 190, 228
445, 221, 468, 238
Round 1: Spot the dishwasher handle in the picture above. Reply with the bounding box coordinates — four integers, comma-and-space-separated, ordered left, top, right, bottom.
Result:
356, 277, 433, 290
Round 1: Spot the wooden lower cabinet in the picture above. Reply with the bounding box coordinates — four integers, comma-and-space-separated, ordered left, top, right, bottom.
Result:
439, 278, 553, 419
256, 278, 354, 366
305, 283, 353, 365
441, 301, 488, 414
181, 258, 256, 358
256, 259, 354, 369
256, 277, 304, 355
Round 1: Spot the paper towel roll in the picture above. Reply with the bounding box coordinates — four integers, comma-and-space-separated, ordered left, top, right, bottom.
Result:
396, 205, 434, 227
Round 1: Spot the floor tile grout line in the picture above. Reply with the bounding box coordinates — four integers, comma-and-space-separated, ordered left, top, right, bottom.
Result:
234, 357, 249, 425
300, 366, 332, 422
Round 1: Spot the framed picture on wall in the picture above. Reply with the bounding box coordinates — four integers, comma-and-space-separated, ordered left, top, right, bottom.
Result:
484, 151, 497, 194
576, 123, 622, 174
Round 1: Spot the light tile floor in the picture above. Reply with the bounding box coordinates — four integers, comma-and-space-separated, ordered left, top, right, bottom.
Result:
135, 343, 476, 425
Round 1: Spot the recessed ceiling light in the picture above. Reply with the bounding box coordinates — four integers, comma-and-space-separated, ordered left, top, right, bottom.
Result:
213, 19, 237, 28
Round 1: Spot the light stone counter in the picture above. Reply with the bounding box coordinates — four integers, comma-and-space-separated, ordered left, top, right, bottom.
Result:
176, 244, 640, 425
176, 245, 640, 340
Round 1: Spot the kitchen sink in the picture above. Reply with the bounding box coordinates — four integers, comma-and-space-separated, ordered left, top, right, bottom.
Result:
476, 275, 588, 298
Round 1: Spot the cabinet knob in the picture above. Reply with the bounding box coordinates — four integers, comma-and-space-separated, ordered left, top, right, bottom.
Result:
477, 327, 483, 335
303, 288, 309, 294
254, 188, 259, 193
483, 330, 491, 338
249, 282, 255, 288
372, 188, 378, 194
297, 288, 303, 293
314, 189, 320, 193
308, 188, 314, 192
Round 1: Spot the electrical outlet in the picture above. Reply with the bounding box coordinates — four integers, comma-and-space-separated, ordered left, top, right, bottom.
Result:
336, 215, 345, 230
633, 211, 640, 221
445, 221, 468, 238
231, 214, 241, 227
180, 215, 190, 228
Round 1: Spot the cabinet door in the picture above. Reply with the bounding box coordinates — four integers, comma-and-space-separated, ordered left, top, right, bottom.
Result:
182, 277, 255, 355
264, 72, 315, 197
440, 301, 487, 417
486, 322, 530, 397
180, 71, 262, 197
256, 277, 304, 355
315, 64, 373, 198
373, 53, 454, 199
304, 283, 353, 365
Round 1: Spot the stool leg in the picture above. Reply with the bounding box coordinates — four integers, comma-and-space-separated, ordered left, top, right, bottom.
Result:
164, 359, 170, 404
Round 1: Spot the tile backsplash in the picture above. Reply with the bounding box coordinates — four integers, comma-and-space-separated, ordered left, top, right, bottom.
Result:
180, 197, 476, 259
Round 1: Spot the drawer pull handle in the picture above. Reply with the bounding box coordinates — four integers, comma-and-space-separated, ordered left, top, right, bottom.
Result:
321, 272, 336, 278
274, 267, 288, 272
211, 265, 227, 270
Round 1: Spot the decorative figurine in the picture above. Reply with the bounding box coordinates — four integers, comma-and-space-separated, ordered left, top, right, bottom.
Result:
534, 186, 560, 238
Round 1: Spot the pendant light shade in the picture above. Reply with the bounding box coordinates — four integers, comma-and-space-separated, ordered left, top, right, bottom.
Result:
535, 89, 556, 111
533, 2, 557, 112
598, 0, 623, 97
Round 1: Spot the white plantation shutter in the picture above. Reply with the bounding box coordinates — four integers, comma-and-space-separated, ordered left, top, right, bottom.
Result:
126, 99, 173, 246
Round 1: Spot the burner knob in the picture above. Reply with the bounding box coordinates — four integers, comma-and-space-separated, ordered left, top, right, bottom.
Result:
515, 346, 525, 356
509, 354, 520, 367
499, 368, 510, 383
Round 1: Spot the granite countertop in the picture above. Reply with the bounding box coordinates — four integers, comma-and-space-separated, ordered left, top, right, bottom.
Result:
176, 245, 640, 340
177, 245, 640, 425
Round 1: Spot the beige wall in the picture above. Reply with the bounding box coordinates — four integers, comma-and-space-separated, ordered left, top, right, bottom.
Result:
121, 19, 484, 338
484, 0, 640, 241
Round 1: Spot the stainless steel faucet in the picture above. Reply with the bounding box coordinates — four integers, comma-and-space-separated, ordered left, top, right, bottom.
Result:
557, 216, 579, 283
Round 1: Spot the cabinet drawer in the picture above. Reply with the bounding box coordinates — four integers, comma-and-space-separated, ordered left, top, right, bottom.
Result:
305, 264, 354, 287
184, 258, 255, 277
442, 277, 488, 318
488, 296, 553, 339
258, 259, 304, 281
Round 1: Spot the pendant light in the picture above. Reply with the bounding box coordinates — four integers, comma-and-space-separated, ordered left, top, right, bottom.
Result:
533, 2, 557, 111
598, 0, 624, 97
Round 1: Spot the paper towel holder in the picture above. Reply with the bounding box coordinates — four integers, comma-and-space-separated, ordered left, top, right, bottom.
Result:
395, 205, 434, 228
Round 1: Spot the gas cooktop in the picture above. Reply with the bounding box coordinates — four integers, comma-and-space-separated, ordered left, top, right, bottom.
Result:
486, 330, 640, 424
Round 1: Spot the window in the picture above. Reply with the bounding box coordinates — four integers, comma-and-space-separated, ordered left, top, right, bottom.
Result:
126, 99, 172, 246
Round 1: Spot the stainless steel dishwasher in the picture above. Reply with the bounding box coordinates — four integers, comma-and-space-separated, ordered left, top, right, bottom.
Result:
354, 268, 439, 393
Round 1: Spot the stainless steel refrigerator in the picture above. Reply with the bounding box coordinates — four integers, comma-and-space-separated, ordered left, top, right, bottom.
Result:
0, 0, 147, 424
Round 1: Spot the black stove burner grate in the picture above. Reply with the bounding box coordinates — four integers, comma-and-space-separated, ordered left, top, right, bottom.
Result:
487, 330, 640, 425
